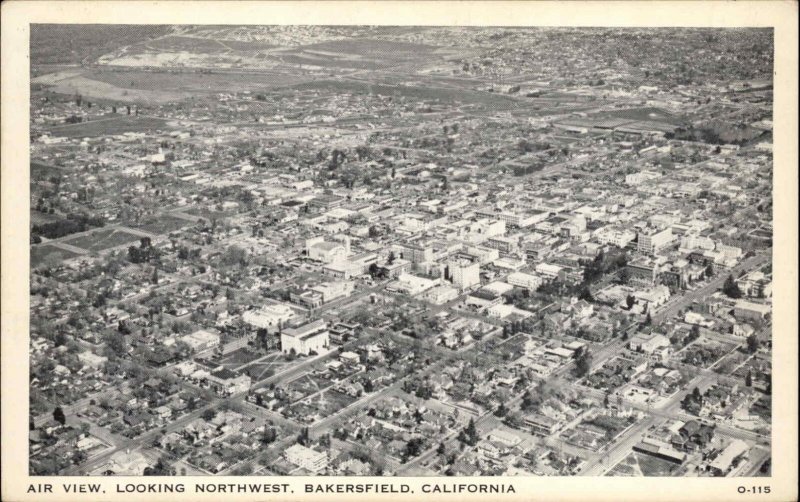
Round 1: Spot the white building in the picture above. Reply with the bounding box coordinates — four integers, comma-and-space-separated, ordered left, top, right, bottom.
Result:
242, 304, 296, 333
638, 228, 674, 255
507, 272, 543, 291
180, 330, 221, 352
448, 258, 480, 290
281, 320, 330, 355
311, 281, 354, 303
284, 444, 329, 473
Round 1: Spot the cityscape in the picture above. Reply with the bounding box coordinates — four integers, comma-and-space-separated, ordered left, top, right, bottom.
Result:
29, 25, 773, 478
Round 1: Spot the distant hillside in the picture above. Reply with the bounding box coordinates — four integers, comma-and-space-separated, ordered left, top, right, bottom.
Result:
30, 24, 173, 66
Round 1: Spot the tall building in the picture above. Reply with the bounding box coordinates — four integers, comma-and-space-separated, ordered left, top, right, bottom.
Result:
447, 258, 480, 290
638, 227, 674, 255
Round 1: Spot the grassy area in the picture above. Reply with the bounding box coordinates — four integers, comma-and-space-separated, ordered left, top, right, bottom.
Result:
609, 452, 681, 477
133, 214, 192, 235
62, 228, 142, 252
218, 347, 263, 367
31, 245, 82, 267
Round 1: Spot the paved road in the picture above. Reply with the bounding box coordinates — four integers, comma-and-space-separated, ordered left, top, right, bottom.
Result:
653, 253, 770, 324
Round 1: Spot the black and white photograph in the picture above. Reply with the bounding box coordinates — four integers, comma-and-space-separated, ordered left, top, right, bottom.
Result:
24, 22, 779, 479
2, 3, 797, 500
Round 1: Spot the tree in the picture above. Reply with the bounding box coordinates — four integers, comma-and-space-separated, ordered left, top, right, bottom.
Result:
262, 427, 278, 445
494, 402, 508, 417
723, 275, 742, 299
462, 418, 479, 446
746, 334, 759, 354
626, 295, 636, 310
704, 264, 715, 279
297, 427, 310, 446
53, 407, 66, 426
202, 409, 216, 421
745, 370, 753, 387
437, 442, 447, 456
575, 349, 593, 377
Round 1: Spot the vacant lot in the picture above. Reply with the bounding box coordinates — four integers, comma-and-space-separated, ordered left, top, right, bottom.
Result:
31, 245, 82, 268
62, 228, 143, 252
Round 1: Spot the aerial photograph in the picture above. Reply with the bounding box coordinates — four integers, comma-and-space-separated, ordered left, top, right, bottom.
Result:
29, 25, 773, 478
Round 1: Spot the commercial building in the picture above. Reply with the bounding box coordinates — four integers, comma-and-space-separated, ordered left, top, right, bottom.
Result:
242, 304, 296, 333
507, 271, 543, 291
284, 444, 329, 473
281, 320, 330, 355
447, 258, 480, 290
206, 369, 252, 396
180, 330, 221, 352
638, 227, 674, 255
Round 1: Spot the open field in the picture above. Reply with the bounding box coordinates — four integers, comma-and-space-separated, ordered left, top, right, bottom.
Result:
31, 245, 82, 268
133, 214, 193, 235
42, 75, 189, 104
87, 69, 309, 93
46, 116, 173, 138
62, 228, 143, 252
608, 452, 682, 476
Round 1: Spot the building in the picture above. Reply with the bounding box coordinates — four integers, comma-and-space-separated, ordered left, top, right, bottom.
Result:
306, 236, 348, 263
284, 444, 329, 473
638, 227, 674, 255
388, 273, 440, 296
310, 281, 354, 303
206, 369, 252, 396
447, 258, 480, 290
627, 259, 659, 287
535, 263, 563, 280
281, 320, 330, 355
242, 304, 296, 333
507, 271, 543, 291
708, 440, 749, 476
733, 300, 771, 321
629, 332, 670, 354
397, 242, 434, 263
180, 330, 221, 352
